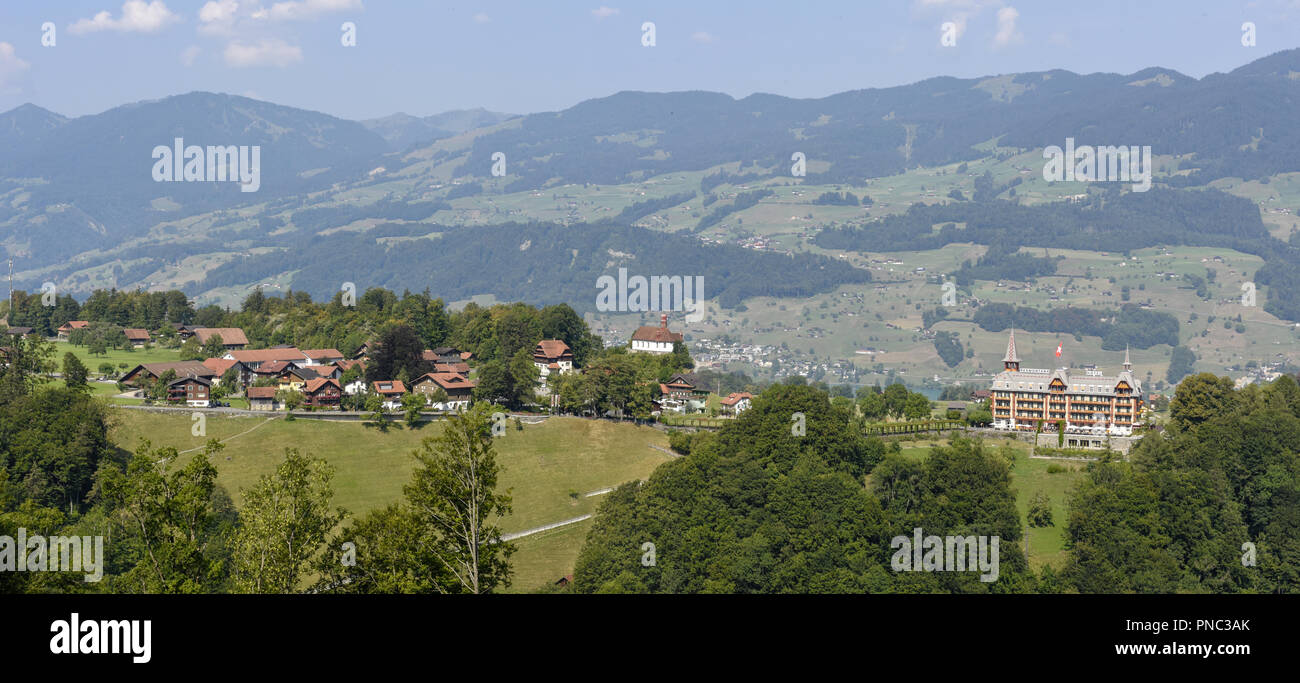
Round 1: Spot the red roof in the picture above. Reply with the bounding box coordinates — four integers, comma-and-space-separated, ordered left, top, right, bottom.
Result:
533, 339, 573, 361
59, 320, 89, 331
202, 358, 238, 375
311, 364, 341, 377
721, 392, 753, 406
303, 348, 343, 361
631, 315, 682, 344
257, 360, 295, 374
246, 387, 278, 399
415, 372, 476, 391
433, 362, 470, 375
228, 348, 307, 364
304, 378, 340, 394
372, 381, 406, 396
195, 327, 249, 346
124, 328, 151, 341
125, 361, 215, 381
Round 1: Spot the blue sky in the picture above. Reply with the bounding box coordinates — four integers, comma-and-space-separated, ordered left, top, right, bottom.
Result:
1, 0, 1298, 121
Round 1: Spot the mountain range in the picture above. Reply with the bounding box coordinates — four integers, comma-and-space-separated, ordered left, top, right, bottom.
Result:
360, 109, 516, 151
4, 49, 1300, 310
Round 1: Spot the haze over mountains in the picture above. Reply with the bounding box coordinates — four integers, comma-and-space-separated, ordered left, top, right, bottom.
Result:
360, 109, 517, 151
4, 49, 1300, 311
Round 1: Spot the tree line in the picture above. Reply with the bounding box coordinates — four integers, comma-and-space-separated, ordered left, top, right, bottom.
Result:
971, 302, 1180, 350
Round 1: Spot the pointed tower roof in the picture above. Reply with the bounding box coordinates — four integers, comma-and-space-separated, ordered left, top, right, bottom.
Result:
1003, 328, 1020, 364
1123, 345, 1132, 372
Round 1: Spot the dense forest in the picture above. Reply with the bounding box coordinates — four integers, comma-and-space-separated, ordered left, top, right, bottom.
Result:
970, 303, 1180, 350
953, 242, 1059, 285
932, 331, 965, 368
812, 191, 866, 206
572, 383, 1034, 593
1062, 374, 1300, 593
200, 221, 870, 310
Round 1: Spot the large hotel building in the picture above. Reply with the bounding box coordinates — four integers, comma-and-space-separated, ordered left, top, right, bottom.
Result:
990, 330, 1143, 436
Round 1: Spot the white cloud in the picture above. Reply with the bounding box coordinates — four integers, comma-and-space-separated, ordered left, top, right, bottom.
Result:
200, 0, 359, 33
70, 1, 181, 35
591, 6, 620, 19
224, 38, 303, 67
197, 0, 240, 34
0, 43, 31, 91
199, 0, 239, 23
691, 31, 715, 44
181, 45, 202, 66
993, 6, 1022, 47
473, 13, 491, 23
262, 0, 362, 21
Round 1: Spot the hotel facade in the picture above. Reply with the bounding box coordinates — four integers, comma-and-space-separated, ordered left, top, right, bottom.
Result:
990, 330, 1143, 436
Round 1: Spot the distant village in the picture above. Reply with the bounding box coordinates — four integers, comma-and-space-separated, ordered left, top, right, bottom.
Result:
39, 315, 756, 419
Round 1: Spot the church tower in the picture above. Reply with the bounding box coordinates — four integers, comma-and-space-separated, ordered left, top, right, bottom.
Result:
1003, 329, 1021, 372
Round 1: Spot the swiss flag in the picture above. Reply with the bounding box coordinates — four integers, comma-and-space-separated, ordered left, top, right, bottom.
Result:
1055, 342, 1063, 357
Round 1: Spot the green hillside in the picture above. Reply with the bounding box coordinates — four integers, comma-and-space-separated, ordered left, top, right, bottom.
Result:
108, 410, 673, 591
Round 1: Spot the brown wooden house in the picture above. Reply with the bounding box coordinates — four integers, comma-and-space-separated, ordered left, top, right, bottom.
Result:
167, 376, 212, 407
411, 372, 476, 410
302, 378, 342, 408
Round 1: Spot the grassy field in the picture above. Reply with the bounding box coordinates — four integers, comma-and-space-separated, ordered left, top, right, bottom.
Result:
506, 518, 594, 593
107, 410, 671, 587
53, 341, 182, 375
1012, 453, 1085, 570
871, 435, 1084, 571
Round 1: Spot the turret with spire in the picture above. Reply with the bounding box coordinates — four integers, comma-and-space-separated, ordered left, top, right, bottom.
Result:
1122, 345, 1132, 373
1003, 328, 1021, 371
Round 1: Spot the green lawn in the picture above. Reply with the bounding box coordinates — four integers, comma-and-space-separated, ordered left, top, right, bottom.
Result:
1012, 453, 1085, 571
873, 436, 1084, 571
44, 377, 143, 403
108, 411, 672, 584
55, 341, 182, 376
505, 519, 594, 593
